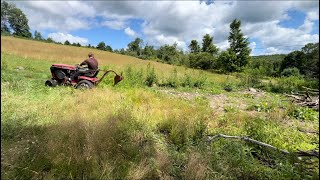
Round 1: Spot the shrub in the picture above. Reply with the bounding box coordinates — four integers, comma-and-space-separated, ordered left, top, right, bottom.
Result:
289, 107, 319, 121
281, 67, 301, 77
144, 63, 158, 87
124, 66, 144, 87
193, 72, 207, 88
238, 68, 262, 88
165, 68, 179, 88
181, 73, 194, 87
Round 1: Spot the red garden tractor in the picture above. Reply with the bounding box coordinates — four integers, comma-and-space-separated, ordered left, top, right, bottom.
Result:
45, 63, 123, 89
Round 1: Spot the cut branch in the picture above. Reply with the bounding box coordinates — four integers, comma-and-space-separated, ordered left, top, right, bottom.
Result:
207, 134, 319, 158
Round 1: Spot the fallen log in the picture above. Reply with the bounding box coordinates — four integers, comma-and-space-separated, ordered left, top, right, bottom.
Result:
207, 134, 319, 158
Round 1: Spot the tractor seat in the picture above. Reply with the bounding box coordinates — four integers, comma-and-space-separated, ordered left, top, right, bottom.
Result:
84, 69, 100, 78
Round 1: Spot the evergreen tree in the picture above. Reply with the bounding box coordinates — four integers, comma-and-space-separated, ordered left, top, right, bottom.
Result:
201, 34, 218, 55
227, 19, 251, 71
189, 40, 200, 53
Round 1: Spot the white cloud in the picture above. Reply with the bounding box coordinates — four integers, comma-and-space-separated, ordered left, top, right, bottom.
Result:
306, 11, 319, 21
102, 20, 126, 30
249, 42, 256, 56
13, 1, 95, 32
11, 1, 320, 54
48, 32, 88, 46
124, 27, 136, 37
243, 20, 319, 54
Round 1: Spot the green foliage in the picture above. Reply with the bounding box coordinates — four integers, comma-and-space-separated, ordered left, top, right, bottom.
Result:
157, 43, 180, 65
46, 37, 55, 43
281, 43, 319, 78
105, 45, 113, 52
1, 1, 12, 33
1, 1, 31, 37
188, 39, 200, 53
238, 68, 262, 88
165, 68, 179, 87
227, 19, 251, 71
281, 50, 305, 73
123, 66, 144, 87
281, 67, 301, 77
201, 34, 218, 55
217, 50, 239, 72
193, 72, 207, 88
289, 107, 319, 122
247, 101, 275, 112
189, 52, 216, 70
301, 43, 319, 78
141, 44, 156, 60
144, 63, 157, 87
127, 37, 143, 57
181, 73, 193, 87
96, 41, 106, 50
223, 77, 237, 92
265, 76, 307, 93
64, 40, 70, 45
248, 55, 284, 77
33, 30, 43, 41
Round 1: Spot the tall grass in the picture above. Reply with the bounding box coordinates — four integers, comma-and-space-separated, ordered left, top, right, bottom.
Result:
1, 38, 319, 179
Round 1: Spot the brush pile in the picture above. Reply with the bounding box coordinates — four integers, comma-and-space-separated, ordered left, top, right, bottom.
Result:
286, 86, 319, 111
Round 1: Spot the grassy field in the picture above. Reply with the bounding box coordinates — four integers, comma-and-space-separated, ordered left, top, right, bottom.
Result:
1, 36, 319, 179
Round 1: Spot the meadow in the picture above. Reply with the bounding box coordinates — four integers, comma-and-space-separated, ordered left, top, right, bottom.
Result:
1, 36, 319, 179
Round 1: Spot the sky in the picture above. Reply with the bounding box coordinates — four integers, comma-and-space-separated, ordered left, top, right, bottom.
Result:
9, 0, 319, 56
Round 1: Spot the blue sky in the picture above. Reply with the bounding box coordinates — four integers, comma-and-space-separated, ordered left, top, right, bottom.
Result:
12, 1, 320, 55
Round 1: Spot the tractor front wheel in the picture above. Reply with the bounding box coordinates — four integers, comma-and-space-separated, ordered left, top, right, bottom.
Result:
75, 80, 94, 89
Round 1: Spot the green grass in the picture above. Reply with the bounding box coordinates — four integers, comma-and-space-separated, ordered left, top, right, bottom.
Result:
1, 51, 319, 179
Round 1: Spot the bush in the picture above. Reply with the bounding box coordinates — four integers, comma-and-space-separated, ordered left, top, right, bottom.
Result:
238, 68, 262, 88
165, 68, 179, 88
123, 66, 144, 87
193, 72, 207, 88
289, 107, 319, 121
144, 63, 157, 87
189, 52, 216, 70
281, 67, 301, 77
181, 73, 194, 87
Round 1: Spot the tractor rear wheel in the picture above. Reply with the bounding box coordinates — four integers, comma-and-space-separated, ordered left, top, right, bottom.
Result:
75, 80, 94, 89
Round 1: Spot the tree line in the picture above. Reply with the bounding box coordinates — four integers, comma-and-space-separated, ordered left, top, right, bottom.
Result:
1, 0, 318, 79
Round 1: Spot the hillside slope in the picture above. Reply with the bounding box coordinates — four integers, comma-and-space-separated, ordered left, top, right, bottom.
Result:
1, 36, 176, 70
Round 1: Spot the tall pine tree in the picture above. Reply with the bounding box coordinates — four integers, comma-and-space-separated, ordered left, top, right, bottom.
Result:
201, 34, 218, 55
227, 19, 250, 70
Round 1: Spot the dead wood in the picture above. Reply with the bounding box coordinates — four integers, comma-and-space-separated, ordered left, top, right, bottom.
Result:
285, 89, 319, 111
207, 134, 319, 158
